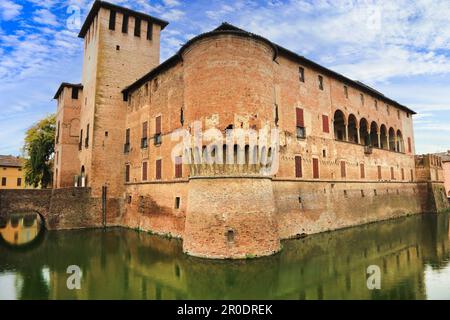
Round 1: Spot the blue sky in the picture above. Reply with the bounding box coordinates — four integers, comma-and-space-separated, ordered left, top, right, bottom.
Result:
1, 0, 450, 156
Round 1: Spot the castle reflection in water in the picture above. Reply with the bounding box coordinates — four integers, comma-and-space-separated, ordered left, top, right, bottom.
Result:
0, 213, 449, 300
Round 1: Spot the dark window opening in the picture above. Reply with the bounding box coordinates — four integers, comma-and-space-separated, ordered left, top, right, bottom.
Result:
71, 87, 79, 99
175, 197, 181, 209
116, 45, 120, 51
374, 189, 377, 196
56, 121, 60, 144
124, 128, 130, 153
1, 177, 6, 186
122, 14, 129, 33
147, 21, 153, 40
109, 10, 116, 30
17, 177, 22, 187
299, 67, 305, 82
318, 75, 324, 90
274, 104, 279, 126
322, 149, 326, 157
344, 85, 348, 98
134, 17, 141, 37
180, 107, 184, 126
361, 190, 365, 197
227, 230, 235, 243
85, 124, 90, 148
79, 129, 83, 151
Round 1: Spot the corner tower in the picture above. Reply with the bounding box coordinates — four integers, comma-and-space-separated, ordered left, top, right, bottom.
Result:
77, 1, 168, 201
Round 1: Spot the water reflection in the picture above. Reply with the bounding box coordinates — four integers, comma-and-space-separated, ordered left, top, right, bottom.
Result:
0, 213, 43, 247
0, 213, 449, 300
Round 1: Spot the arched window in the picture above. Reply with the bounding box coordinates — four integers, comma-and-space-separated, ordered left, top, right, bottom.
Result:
333, 110, 346, 141
348, 114, 358, 143
380, 125, 388, 150
397, 130, 404, 153
370, 121, 379, 148
388, 128, 396, 151
359, 118, 369, 146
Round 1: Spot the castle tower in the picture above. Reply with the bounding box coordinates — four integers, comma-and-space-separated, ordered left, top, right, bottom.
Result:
53, 83, 82, 188
76, 1, 168, 200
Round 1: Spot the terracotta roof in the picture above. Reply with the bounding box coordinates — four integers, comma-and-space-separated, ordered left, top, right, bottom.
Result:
122, 22, 416, 115
78, 0, 169, 38
0, 155, 23, 168
53, 83, 83, 100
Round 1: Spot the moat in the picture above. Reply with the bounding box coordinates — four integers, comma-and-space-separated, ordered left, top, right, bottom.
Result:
0, 213, 449, 300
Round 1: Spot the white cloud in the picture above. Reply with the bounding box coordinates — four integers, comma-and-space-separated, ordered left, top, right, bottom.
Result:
33, 9, 59, 26
0, 0, 22, 20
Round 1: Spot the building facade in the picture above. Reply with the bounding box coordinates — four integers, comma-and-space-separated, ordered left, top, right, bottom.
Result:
0, 156, 25, 190
434, 151, 450, 201
54, 1, 449, 259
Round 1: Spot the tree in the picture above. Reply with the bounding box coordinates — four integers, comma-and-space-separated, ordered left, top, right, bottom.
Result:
23, 114, 56, 188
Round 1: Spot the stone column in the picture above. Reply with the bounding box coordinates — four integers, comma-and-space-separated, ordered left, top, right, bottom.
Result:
394, 136, 398, 152
356, 126, 360, 145
377, 132, 381, 149
345, 125, 349, 142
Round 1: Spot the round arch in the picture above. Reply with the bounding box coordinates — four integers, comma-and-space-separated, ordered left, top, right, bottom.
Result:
370, 121, 379, 148
388, 127, 396, 151
359, 118, 370, 146
333, 110, 346, 141
397, 130, 404, 153
380, 124, 388, 150
348, 114, 358, 144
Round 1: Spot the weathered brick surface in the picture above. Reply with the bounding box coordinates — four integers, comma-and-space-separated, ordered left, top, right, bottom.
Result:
51, 4, 450, 259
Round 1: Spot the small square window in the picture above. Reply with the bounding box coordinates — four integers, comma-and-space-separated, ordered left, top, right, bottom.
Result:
296, 126, 306, 139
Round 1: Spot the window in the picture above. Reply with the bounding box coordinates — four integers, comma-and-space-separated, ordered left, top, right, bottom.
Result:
322, 115, 329, 133
374, 100, 378, 110
274, 104, 279, 126
401, 168, 405, 180
299, 67, 305, 82
344, 86, 348, 98
360, 163, 365, 179
397, 110, 401, 119
79, 129, 83, 151
125, 164, 130, 183
175, 156, 182, 178
312, 158, 319, 179
134, 17, 141, 37
56, 121, 60, 144
322, 149, 327, 158
142, 162, 148, 181
154, 116, 162, 145
296, 108, 305, 139
341, 161, 346, 178
124, 128, 131, 153
407, 137, 412, 153
17, 178, 22, 187
318, 75, 324, 90
141, 121, 148, 148
378, 165, 382, 180
116, 45, 120, 51
72, 87, 79, 99
85, 124, 90, 148
147, 21, 153, 40
122, 14, 129, 33
391, 167, 395, 180
109, 10, 116, 30
295, 156, 302, 178
156, 159, 162, 180
1, 177, 6, 186
175, 197, 181, 209
180, 107, 184, 126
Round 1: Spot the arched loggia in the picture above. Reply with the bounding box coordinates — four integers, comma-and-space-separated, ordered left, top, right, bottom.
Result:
348, 114, 358, 144
333, 110, 346, 141
397, 130, 404, 153
380, 125, 388, 150
389, 128, 396, 151
359, 118, 370, 146
370, 121, 379, 148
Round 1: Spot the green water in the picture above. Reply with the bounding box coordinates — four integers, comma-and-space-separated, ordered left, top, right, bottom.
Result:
0, 213, 449, 300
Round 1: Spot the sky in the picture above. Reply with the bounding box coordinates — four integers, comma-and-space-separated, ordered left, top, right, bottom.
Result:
0, 0, 450, 156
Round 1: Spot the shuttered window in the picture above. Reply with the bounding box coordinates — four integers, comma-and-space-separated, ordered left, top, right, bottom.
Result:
155, 116, 161, 134
296, 108, 304, 127
322, 115, 329, 133
401, 168, 405, 180
175, 156, 182, 178
340, 161, 346, 178
295, 156, 302, 178
125, 164, 130, 183
142, 162, 148, 181
313, 158, 319, 179
156, 159, 162, 180
360, 163, 365, 179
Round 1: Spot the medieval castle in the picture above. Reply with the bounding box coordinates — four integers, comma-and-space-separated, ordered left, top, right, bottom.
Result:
52, 1, 449, 259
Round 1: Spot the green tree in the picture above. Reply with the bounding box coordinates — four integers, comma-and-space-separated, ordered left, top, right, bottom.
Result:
23, 114, 56, 188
